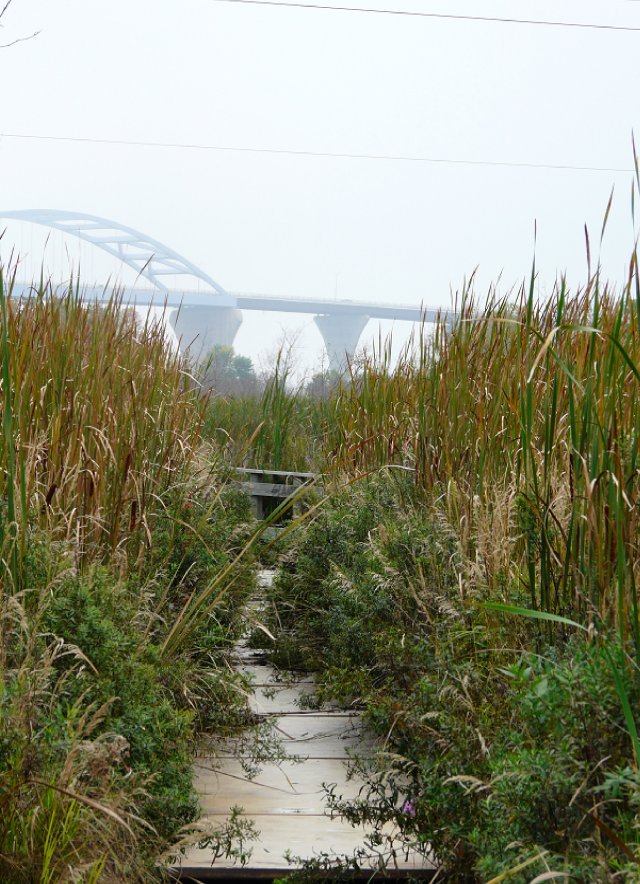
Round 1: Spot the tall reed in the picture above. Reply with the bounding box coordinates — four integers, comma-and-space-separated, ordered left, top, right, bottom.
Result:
203, 354, 328, 471
327, 260, 640, 653
0, 271, 208, 571
0, 266, 258, 877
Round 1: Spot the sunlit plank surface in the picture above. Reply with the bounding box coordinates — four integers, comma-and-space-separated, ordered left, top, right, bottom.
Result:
171, 572, 434, 879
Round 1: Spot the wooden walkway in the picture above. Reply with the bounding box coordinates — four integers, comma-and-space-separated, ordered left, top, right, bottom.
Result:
170, 572, 434, 881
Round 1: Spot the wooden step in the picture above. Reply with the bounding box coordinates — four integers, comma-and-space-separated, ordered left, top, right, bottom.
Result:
175, 815, 433, 876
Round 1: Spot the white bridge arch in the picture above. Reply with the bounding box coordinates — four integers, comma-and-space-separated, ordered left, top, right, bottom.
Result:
0, 209, 441, 368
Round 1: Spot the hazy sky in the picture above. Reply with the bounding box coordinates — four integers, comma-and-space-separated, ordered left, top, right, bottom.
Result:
1, 0, 639, 373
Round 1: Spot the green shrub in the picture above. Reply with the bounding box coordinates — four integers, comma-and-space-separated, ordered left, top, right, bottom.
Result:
268, 474, 640, 880
43, 567, 196, 840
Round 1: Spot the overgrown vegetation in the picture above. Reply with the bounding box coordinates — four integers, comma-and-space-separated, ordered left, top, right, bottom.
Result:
0, 273, 257, 880
199, 344, 258, 396
268, 475, 640, 879
260, 209, 640, 877
203, 346, 328, 472
5, 185, 640, 880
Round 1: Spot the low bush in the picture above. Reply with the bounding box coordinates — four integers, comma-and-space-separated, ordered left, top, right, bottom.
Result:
268, 474, 640, 880
1, 474, 257, 880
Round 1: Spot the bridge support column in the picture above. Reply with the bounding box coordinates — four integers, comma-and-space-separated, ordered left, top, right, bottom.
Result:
314, 313, 370, 372
169, 306, 243, 361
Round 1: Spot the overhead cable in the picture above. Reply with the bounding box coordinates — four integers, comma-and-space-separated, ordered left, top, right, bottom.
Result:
205, 0, 640, 32
0, 132, 633, 174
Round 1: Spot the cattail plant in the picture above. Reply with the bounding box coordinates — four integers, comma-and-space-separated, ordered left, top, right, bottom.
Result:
326, 255, 640, 660
0, 269, 209, 573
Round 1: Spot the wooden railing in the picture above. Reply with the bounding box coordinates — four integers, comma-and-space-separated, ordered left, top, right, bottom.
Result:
235, 467, 319, 520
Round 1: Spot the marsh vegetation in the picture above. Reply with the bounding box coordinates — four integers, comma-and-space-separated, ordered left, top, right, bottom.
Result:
211, 227, 640, 878
3, 195, 640, 882
0, 274, 258, 880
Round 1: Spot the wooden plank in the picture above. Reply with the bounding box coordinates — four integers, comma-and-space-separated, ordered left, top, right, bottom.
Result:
176, 815, 434, 874
236, 468, 317, 480
241, 481, 302, 499
233, 663, 314, 687
193, 757, 365, 813
207, 714, 375, 761
248, 684, 317, 715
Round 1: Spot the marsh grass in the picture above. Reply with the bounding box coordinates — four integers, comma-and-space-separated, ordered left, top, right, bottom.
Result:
0, 270, 208, 575
261, 189, 640, 877
203, 354, 328, 472
0, 267, 261, 879
326, 257, 640, 657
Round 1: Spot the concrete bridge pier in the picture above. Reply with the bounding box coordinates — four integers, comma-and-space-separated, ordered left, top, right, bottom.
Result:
314, 312, 370, 372
169, 305, 242, 361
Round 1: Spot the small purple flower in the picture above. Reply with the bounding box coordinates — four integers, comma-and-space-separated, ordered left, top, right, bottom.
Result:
402, 799, 417, 817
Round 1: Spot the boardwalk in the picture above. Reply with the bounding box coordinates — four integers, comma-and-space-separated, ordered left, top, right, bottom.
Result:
171, 573, 434, 881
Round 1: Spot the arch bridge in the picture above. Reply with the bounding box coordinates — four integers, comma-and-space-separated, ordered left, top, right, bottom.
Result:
0, 210, 445, 370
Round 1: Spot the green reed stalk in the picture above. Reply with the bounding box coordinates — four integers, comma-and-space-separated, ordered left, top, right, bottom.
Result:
325, 265, 640, 651
0, 271, 209, 571
0, 267, 20, 589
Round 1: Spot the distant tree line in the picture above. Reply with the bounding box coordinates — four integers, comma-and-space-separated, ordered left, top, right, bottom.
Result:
198, 345, 345, 399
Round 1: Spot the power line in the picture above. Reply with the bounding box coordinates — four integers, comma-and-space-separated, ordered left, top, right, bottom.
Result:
205, 0, 640, 32
0, 131, 634, 174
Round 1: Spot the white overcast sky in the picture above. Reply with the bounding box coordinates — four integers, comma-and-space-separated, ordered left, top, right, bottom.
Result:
1, 0, 639, 373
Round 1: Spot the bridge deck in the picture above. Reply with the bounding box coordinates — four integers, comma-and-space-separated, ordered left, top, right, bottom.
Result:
8, 281, 446, 322
3, 211, 449, 321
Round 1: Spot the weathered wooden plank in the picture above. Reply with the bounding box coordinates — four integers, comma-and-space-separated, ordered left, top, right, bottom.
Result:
236, 468, 317, 480
241, 481, 304, 498
248, 684, 316, 715
233, 662, 313, 686
203, 714, 375, 761
176, 815, 434, 875
270, 713, 370, 757
193, 757, 364, 813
